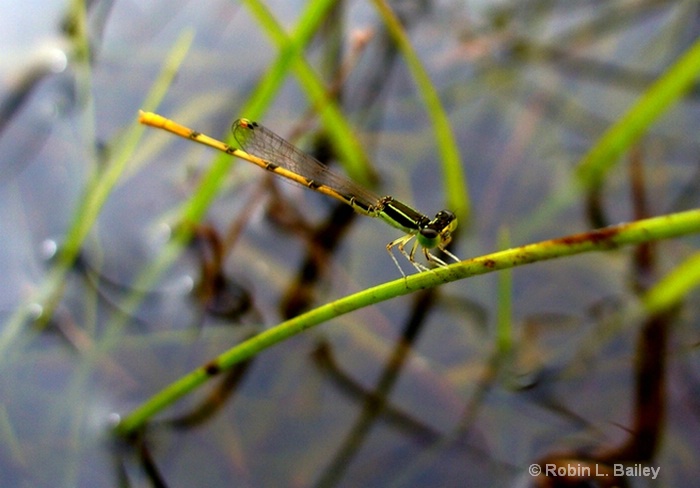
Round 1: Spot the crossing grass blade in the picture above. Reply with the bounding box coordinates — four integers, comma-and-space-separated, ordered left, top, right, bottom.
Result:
115, 208, 700, 436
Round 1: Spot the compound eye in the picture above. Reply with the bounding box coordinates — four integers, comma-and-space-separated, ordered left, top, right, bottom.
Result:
420, 228, 438, 239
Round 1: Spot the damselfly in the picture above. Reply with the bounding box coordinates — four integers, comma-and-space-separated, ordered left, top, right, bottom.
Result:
139, 111, 459, 276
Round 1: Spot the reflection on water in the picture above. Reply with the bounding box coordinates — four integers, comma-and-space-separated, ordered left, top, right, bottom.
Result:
1, 0, 699, 486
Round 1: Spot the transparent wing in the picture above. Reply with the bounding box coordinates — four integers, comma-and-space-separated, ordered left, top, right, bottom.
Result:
232, 119, 381, 208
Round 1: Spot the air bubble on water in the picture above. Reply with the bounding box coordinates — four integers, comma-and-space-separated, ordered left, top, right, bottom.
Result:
27, 302, 43, 319
40, 239, 58, 260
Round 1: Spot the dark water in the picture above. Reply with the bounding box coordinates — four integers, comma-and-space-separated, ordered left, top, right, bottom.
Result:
1, 0, 699, 486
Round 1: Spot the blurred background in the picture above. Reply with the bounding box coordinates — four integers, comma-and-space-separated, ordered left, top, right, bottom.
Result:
1, 0, 699, 486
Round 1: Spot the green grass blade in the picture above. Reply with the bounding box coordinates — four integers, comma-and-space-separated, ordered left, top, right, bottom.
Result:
495, 227, 513, 355
115, 207, 700, 435
576, 37, 700, 189
643, 250, 700, 314
239, 0, 338, 121
370, 0, 470, 222
0, 30, 194, 354
242, 0, 377, 185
